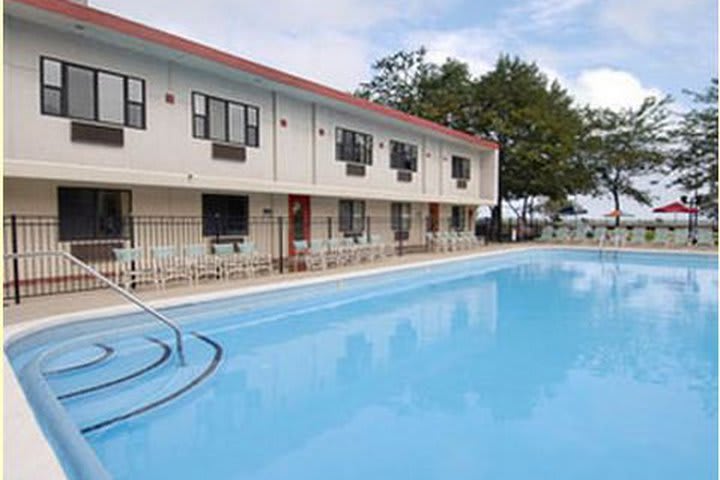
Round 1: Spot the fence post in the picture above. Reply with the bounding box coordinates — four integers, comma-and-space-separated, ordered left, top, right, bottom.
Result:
11, 214, 20, 304
277, 216, 284, 274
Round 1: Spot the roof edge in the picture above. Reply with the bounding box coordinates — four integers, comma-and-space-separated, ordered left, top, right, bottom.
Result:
8, 0, 500, 151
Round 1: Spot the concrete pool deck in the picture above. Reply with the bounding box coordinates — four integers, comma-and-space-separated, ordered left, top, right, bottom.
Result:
3, 243, 717, 480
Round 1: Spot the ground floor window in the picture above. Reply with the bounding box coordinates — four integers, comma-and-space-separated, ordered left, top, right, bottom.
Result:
451, 205, 467, 231
391, 203, 412, 231
202, 194, 249, 237
339, 200, 366, 235
58, 187, 131, 241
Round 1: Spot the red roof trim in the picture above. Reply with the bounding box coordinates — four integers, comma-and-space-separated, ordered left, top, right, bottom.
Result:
10, 0, 499, 150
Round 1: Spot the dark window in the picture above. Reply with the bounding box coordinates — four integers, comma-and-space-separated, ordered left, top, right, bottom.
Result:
202, 194, 249, 236
451, 156, 471, 180
40, 57, 145, 129
339, 200, 366, 234
451, 205, 467, 231
335, 127, 373, 165
192, 92, 260, 147
389, 141, 418, 172
391, 203, 412, 232
58, 187, 130, 241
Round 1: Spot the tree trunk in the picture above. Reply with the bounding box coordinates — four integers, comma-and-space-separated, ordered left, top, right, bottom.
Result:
612, 189, 621, 227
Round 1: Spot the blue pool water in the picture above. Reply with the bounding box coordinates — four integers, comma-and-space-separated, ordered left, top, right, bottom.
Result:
7, 249, 718, 479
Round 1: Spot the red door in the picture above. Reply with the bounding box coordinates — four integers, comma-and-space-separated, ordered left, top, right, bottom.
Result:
288, 195, 311, 256
428, 203, 439, 232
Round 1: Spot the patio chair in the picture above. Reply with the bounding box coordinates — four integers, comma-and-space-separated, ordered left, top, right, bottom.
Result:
652, 228, 671, 247
593, 227, 607, 245
355, 236, 374, 262
292, 240, 309, 271
306, 240, 327, 271
370, 234, 388, 258
695, 229, 715, 248
113, 247, 157, 290
151, 246, 192, 288
610, 228, 627, 248
213, 243, 248, 280
184, 244, 218, 282
538, 226, 555, 242
672, 229, 690, 248
339, 238, 359, 264
238, 242, 273, 276
555, 227, 569, 243
627, 228, 646, 246
462, 231, 481, 247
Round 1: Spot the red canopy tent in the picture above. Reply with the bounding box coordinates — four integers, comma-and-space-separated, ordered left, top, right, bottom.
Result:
653, 201, 699, 242
652, 201, 699, 214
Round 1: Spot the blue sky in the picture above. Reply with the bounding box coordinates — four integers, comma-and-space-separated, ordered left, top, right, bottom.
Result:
93, 0, 717, 215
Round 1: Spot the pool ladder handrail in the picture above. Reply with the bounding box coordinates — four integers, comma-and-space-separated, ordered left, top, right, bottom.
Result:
5, 250, 186, 366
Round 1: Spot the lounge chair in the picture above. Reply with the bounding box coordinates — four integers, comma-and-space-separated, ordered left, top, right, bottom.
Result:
370, 234, 388, 258
695, 229, 716, 248
538, 225, 555, 242
555, 227, 569, 243
292, 240, 309, 271
610, 228, 627, 247
113, 247, 157, 290
672, 229, 690, 248
627, 228, 646, 246
213, 243, 248, 279
306, 240, 327, 271
184, 244, 218, 282
151, 246, 192, 288
238, 242, 273, 275
652, 228, 671, 247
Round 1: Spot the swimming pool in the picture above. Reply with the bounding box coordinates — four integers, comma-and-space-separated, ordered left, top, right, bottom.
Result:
7, 248, 718, 479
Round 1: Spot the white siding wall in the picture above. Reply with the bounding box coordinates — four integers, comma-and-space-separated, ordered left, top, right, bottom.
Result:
5, 16, 497, 207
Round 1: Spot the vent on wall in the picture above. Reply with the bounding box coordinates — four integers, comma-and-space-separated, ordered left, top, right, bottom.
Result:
346, 164, 366, 176
456, 179, 468, 189
212, 143, 246, 162
71, 122, 124, 147
397, 171, 412, 182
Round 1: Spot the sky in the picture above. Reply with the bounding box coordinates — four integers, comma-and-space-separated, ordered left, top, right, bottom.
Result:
92, 0, 718, 218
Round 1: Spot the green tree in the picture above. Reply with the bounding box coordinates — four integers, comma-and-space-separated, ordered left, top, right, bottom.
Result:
470, 55, 592, 223
581, 96, 672, 225
667, 79, 718, 218
357, 51, 592, 232
355, 48, 432, 116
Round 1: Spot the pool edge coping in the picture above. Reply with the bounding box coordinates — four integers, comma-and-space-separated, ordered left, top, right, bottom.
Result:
3, 244, 716, 480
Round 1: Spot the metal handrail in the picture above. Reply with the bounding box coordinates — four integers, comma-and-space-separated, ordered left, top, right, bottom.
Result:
4, 251, 185, 366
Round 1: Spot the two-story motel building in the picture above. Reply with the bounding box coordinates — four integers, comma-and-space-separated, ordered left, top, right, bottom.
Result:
4, 0, 499, 259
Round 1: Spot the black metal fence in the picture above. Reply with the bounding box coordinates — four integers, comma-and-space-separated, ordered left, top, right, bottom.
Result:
3, 214, 479, 303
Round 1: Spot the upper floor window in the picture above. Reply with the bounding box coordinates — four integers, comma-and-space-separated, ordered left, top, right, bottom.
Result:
335, 127, 373, 165
192, 92, 260, 147
339, 199, 366, 235
58, 187, 131, 241
451, 156, 471, 180
389, 140, 418, 172
41, 57, 145, 129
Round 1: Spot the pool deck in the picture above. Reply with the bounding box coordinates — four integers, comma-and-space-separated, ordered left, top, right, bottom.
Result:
3, 243, 717, 480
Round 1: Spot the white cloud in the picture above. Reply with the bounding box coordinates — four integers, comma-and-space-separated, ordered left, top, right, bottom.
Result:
571, 68, 663, 109
403, 28, 501, 76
